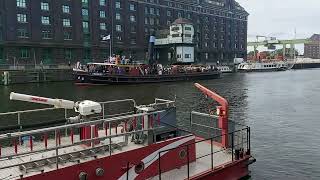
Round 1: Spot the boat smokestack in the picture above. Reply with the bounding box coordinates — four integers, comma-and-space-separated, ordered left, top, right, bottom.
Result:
148, 33, 155, 65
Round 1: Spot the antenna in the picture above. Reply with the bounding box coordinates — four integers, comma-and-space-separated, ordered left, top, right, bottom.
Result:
294, 28, 296, 59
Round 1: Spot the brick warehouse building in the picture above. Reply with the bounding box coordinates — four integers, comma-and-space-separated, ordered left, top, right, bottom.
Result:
304, 34, 320, 59
0, 0, 248, 65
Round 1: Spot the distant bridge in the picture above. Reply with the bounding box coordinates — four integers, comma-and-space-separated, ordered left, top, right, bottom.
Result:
247, 36, 313, 58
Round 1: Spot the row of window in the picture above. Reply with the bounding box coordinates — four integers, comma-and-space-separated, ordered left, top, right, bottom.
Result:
21, 31, 244, 49
18, 14, 244, 33
16, 0, 247, 20
17, 0, 107, 8
7, 48, 74, 59
17, 28, 72, 40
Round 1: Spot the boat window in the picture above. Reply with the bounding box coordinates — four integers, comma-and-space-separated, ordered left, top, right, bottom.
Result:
185, 54, 191, 58
171, 27, 180, 31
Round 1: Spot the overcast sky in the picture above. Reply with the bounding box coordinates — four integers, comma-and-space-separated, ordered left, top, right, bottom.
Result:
237, 0, 319, 53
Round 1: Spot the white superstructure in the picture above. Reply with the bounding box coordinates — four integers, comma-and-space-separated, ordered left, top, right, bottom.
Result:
155, 18, 195, 63
238, 61, 288, 72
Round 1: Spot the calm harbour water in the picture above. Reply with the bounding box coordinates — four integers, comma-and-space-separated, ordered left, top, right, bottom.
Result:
1, 69, 320, 179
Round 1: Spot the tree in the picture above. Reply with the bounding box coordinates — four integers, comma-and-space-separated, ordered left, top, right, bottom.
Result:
272, 48, 298, 57
248, 50, 258, 56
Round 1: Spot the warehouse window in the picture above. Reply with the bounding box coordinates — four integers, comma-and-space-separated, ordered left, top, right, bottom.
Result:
65, 49, 72, 59
17, 14, 27, 23
99, 0, 106, 6
16, 0, 26, 8
20, 48, 30, 58
17, 28, 29, 38
62, 5, 70, 14
41, 16, 50, 25
41, 2, 49, 11
42, 30, 52, 39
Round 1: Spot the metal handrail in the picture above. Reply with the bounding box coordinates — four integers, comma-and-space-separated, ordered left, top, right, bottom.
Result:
0, 110, 167, 139
99, 98, 137, 107
158, 127, 250, 179
0, 125, 193, 171
0, 107, 60, 116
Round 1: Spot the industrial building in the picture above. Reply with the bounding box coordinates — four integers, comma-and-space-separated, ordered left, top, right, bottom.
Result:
304, 34, 320, 59
0, 0, 248, 65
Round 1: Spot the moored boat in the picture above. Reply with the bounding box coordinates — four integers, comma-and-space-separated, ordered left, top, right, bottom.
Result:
217, 65, 233, 73
0, 83, 255, 180
238, 60, 288, 72
74, 63, 221, 85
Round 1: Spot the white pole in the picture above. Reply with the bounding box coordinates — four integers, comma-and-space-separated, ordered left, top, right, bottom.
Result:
14, 56, 16, 70
110, 38, 112, 59
33, 49, 36, 69
294, 28, 296, 59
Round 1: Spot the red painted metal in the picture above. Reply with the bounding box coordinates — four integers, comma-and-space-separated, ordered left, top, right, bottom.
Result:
44, 133, 48, 149
23, 136, 196, 180
56, 131, 61, 146
29, 136, 33, 151
13, 139, 17, 154
70, 129, 74, 144
189, 156, 251, 180
194, 83, 229, 148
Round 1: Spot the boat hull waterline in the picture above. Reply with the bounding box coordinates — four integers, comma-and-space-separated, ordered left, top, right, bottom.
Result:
74, 72, 221, 85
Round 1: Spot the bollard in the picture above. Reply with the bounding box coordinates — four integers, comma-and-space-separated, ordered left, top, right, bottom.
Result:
3, 71, 9, 86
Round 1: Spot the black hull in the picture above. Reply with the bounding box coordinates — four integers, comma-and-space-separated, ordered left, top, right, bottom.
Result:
74, 72, 221, 85
292, 63, 320, 70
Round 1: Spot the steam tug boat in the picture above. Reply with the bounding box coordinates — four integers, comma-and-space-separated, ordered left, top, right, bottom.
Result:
74, 63, 221, 85
0, 83, 255, 180
74, 19, 221, 85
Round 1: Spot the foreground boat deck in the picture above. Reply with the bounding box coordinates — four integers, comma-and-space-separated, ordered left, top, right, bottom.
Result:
0, 128, 232, 180
152, 141, 231, 180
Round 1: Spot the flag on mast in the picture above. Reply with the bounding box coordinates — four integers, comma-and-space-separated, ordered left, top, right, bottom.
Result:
102, 35, 111, 41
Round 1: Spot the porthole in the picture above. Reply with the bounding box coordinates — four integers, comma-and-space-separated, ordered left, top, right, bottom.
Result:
179, 149, 187, 159
135, 162, 145, 174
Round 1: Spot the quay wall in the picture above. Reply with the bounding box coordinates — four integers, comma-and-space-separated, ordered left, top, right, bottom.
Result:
0, 69, 73, 85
